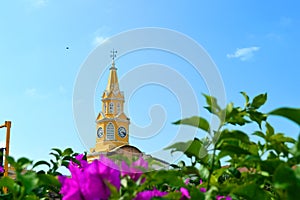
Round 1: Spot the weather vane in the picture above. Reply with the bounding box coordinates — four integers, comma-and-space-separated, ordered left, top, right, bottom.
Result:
110, 49, 117, 61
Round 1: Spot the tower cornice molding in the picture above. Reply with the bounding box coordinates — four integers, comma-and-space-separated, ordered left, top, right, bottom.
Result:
101, 97, 124, 101
96, 117, 130, 123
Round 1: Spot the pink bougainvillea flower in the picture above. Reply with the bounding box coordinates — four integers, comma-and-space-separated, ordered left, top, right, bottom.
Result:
59, 155, 120, 200
134, 189, 168, 200
74, 154, 89, 168
180, 187, 191, 200
0, 166, 4, 174
216, 195, 232, 200
59, 163, 84, 200
121, 156, 148, 182
198, 179, 207, 193
132, 156, 148, 169
81, 156, 121, 199
184, 178, 190, 185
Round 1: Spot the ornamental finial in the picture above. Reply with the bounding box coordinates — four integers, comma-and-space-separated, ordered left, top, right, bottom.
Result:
110, 49, 117, 61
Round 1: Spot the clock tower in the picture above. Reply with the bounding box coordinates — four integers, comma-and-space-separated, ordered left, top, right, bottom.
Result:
90, 50, 130, 153
87, 50, 169, 169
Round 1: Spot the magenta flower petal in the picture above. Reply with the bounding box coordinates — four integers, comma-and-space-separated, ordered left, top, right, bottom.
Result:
121, 156, 148, 182
132, 156, 148, 170
98, 156, 121, 189
216, 195, 232, 200
180, 187, 191, 199
80, 157, 120, 199
60, 163, 85, 199
184, 178, 190, 185
81, 169, 110, 199
121, 161, 130, 177
58, 175, 67, 185
75, 154, 88, 168
134, 189, 168, 200
59, 176, 83, 200
200, 187, 207, 193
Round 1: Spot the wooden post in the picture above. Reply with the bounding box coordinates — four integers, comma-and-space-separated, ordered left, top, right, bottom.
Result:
0, 121, 11, 194
4, 121, 11, 178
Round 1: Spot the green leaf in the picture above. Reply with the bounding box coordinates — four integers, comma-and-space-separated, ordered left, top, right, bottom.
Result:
0, 193, 13, 200
240, 91, 250, 107
248, 110, 267, 128
182, 166, 201, 177
49, 152, 60, 161
203, 94, 221, 112
226, 102, 233, 114
51, 148, 63, 156
104, 179, 120, 199
173, 116, 210, 133
0, 176, 20, 193
226, 107, 250, 126
198, 165, 210, 180
273, 164, 300, 200
32, 160, 51, 169
203, 94, 224, 120
189, 187, 205, 199
164, 138, 208, 160
15, 157, 33, 172
274, 165, 295, 189
218, 130, 251, 145
62, 155, 74, 162
228, 167, 241, 178
253, 131, 265, 139
233, 183, 269, 199
37, 174, 61, 188
23, 195, 40, 200
143, 170, 184, 189
164, 141, 193, 154
62, 148, 74, 156
169, 164, 180, 169
265, 122, 274, 137
160, 192, 182, 200
17, 171, 39, 194
6, 156, 16, 166
261, 160, 284, 174
269, 107, 300, 126
267, 151, 278, 159
251, 93, 267, 109
217, 144, 252, 157
269, 133, 296, 144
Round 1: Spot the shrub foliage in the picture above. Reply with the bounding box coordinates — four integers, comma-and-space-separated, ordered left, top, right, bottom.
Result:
0, 92, 299, 200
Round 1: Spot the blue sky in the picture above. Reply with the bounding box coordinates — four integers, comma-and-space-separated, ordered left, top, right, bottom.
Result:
0, 1, 299, 163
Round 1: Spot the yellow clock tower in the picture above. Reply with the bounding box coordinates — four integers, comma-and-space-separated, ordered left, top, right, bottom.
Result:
87, 50, 169, 168
90, 50, 130, 153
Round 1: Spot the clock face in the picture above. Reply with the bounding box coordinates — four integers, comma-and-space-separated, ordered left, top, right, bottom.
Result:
118, 127, 127, 138
97, 127, 103, 138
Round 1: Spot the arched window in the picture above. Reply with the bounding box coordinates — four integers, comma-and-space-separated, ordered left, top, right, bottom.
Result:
106, 123, 115, 140
109, 102, 114, 113
117, 103, 121, 114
